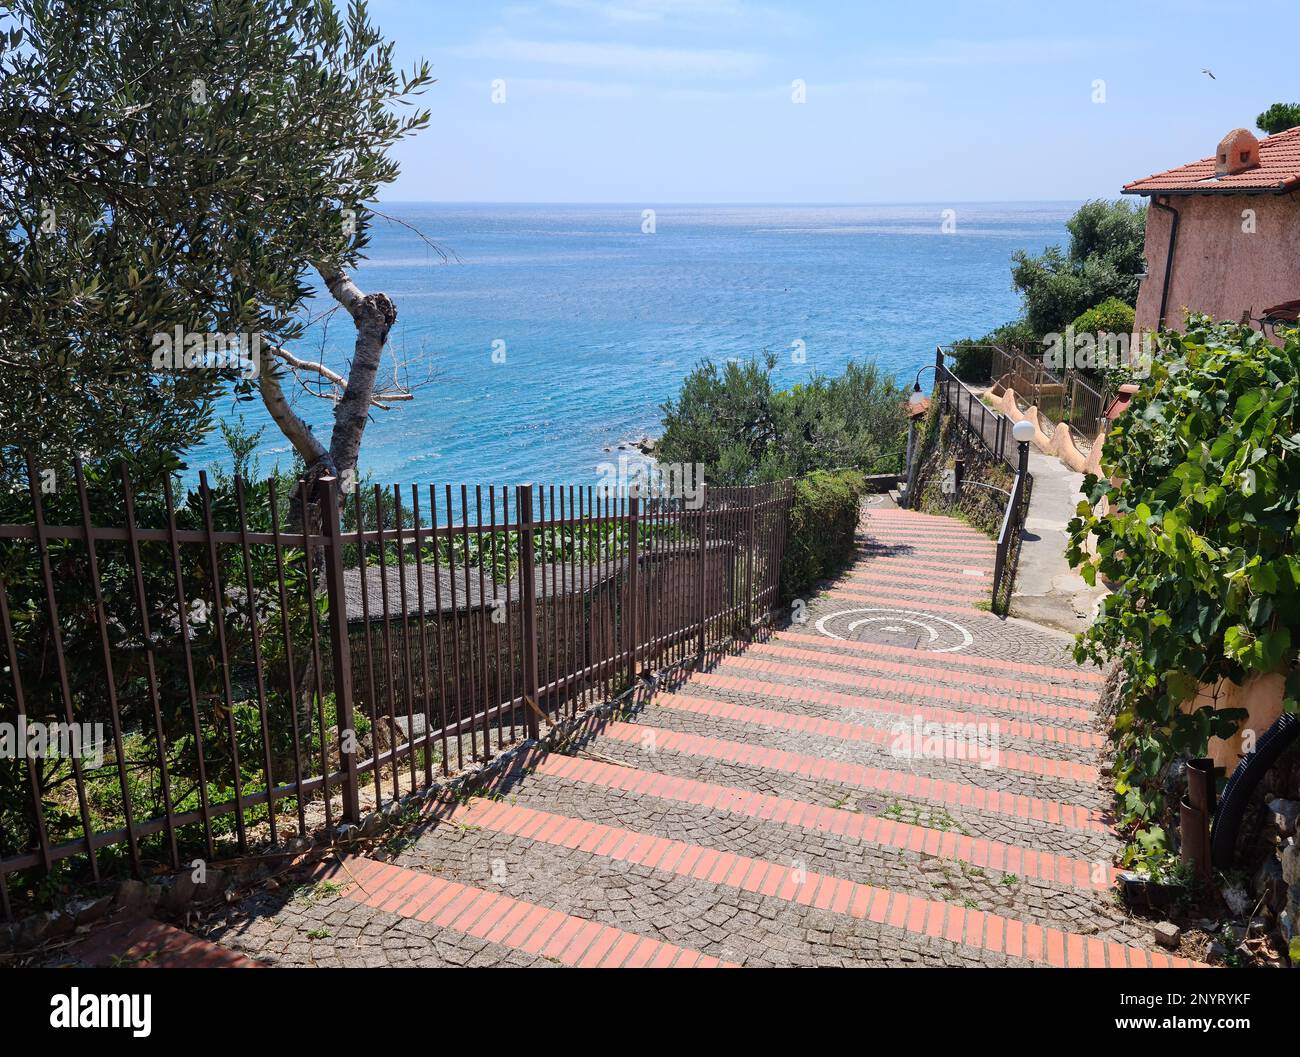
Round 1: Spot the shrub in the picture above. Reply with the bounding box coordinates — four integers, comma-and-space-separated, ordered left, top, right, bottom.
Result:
949, 320, 1037, 383
658, 354, 907, 484
1068, 317, 1300, 863
1010, 199, 1146, 338
949, 341, 994, 384
1070, 296, 1135, 338
779, 469, 865, 602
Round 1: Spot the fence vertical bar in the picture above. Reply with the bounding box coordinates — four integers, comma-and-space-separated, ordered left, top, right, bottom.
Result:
320, 476, 361, 826
232, 476, 277, 846
72, 460, 141, 876
518, 484, 541, 740
459, 485, 480, 761
392, 485, 418, 786
268, 479, 308, 833
119, 466, 179, 868
744, 490, 756, 633
428, 486, 451, 774
473, 486, 493, 755
499, 485, 517, 742
444, 485, 464, 771
161, 475, 215, 859
486, 485, 505, 751
25, 456, 100, 879
410, 484, 435, 786
0, 580, 52, 878
298, 481, 333, 828
697, 486, 708, 661
626, 489, 641, 681
198, 471, 247, 852
347, 482, 377, 806
374, 485, 400, 798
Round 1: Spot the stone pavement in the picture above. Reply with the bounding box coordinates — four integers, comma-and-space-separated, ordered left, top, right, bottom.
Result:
1011, 450, 1109, 636
186, 501, 1192, 968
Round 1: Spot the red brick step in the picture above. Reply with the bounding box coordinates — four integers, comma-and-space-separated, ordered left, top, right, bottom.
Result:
422, 795, 1195, 969
652, 694, 1100, 783
312, 855, 732, 968
530, 751, 1111, 891
595, 720, 1108, 833
776, 630, 1103, 685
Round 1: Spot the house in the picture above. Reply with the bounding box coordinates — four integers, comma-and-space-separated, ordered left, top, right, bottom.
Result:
1123, 126, 1300, 336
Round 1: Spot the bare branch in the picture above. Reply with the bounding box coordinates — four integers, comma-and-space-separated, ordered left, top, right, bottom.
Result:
270, 344, 410, 408
368, 207, 459, 263
258, 362, 332, 472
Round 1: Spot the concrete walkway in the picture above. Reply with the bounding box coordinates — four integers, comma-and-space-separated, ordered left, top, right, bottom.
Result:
163, 503, 1192, 968
1009, 451, 1108, 636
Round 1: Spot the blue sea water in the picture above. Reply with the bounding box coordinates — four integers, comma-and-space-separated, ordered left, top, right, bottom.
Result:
188, 202, 1074, 488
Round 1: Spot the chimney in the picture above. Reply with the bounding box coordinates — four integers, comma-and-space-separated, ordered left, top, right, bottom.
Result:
1216, 128, 1261, 176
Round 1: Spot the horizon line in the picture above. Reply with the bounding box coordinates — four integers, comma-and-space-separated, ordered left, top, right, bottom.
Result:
372, 197, 1097, 207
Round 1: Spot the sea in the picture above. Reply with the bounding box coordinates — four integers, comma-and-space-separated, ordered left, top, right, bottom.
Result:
186, 202, 1074, 489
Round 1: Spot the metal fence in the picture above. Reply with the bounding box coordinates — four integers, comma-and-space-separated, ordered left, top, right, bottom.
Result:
938, 367, 1012, 465
1064, 372, 1108, 440
990, 345, 1109, 442
990, 345, 1064, 417
932, 350, 1033, 612
0, 461, 791, 917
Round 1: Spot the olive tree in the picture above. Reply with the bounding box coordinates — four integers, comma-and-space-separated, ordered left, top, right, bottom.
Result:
0, 0, 433, 496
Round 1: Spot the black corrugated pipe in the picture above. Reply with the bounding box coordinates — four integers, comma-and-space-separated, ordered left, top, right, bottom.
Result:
1211, 713, 1300, 869
1150, 196, 1181, 330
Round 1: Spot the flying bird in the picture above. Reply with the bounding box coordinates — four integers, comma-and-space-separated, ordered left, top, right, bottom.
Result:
1202, 68, 1216, 79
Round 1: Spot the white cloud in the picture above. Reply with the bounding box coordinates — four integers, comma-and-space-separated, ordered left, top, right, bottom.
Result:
503, 77, 641, 98
757, 77, 912, 99
549, 0, 743, 23
872, 36, 1118, 68
458, 37, 763, 77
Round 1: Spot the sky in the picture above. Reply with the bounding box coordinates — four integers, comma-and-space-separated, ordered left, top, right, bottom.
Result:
371, 0, 1298, 203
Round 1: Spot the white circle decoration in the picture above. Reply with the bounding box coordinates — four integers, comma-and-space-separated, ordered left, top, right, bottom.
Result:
813, 607, 974, 653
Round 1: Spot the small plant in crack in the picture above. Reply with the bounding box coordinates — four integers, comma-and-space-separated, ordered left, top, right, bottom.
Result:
294, 880, 344, 905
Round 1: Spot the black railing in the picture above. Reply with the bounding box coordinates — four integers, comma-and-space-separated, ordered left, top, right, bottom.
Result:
930, 349, 1033, 612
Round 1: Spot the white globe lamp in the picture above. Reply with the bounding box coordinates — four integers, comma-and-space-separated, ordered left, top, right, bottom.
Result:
1011, 419, 1036, 443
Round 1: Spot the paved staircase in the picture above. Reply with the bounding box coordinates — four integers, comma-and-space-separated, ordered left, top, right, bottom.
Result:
176, 502, 1192, 968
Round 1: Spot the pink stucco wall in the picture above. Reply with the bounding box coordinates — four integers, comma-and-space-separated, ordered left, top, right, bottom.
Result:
1134, 191, 1300, 335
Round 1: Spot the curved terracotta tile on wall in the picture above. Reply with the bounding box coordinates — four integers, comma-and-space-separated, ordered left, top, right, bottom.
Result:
1083, 433, 1105, 478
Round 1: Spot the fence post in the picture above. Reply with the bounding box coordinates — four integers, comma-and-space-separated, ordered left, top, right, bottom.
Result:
517, 484, 541, 740
319, 475, 361, 826
744, 489, 756, 632
697, 486, 708, 661
626, 487, 641, 681
935, 347, 947, 414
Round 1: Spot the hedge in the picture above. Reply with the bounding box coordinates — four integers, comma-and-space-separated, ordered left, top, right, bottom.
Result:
779, 469, 865, 602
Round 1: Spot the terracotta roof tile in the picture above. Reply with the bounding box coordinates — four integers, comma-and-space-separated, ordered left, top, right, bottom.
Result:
1124, 126, 1300, 195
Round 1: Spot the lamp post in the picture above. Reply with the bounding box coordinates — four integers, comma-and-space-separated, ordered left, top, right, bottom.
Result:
903, 365, 938, 508
1011, 417, 1035, 478
908, 364, 938, 409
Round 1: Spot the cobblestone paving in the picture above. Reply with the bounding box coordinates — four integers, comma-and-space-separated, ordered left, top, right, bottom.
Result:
206, 503, 1197, 968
